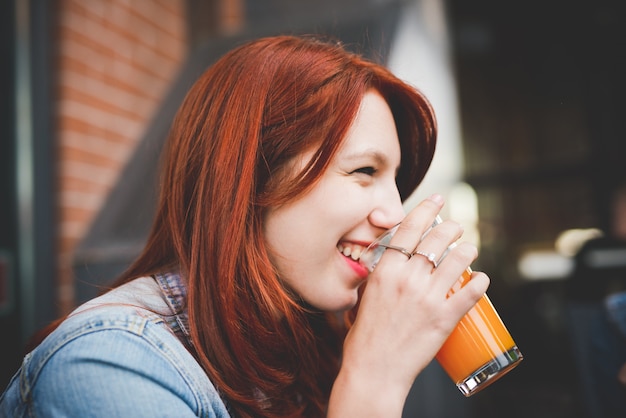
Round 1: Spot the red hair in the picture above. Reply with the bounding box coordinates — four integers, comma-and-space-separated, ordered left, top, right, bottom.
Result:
115, 35, 437, 417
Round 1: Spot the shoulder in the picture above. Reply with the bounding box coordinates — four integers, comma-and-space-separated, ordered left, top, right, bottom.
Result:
3, 278, 230, 417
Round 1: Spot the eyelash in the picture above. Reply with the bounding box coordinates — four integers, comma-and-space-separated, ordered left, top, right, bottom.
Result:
351, 166, 377, 176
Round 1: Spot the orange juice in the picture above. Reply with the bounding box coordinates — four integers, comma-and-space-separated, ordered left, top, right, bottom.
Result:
435, 269, 522, 395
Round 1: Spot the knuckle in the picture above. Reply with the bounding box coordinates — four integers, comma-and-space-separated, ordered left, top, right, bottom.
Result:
456, 242, 478, 260
396, 219, 419, 234
466, 273, 490, 298
429, 220, 463, 242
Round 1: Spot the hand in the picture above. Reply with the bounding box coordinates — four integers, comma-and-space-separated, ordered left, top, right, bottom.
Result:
329, 194, 490, 417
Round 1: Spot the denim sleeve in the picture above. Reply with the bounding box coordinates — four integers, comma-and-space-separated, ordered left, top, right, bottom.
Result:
2, 311, 230, 418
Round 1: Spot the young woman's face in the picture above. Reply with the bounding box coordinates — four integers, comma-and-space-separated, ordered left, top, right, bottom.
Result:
263, 90, 407, 312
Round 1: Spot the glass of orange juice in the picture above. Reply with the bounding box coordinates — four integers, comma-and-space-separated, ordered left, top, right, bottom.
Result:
360, 216, 523, 396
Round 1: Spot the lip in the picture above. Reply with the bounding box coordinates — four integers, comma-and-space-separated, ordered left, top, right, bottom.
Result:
340, 250, 370, 280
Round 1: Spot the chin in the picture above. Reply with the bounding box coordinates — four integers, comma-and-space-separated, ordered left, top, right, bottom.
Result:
301, 281, 361, 312
319, 294, 359, 314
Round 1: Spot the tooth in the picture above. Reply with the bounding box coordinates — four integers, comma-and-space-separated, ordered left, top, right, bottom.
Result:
350, 248, 361, 260
337, 243, 344, 252
342, 247, 352, 257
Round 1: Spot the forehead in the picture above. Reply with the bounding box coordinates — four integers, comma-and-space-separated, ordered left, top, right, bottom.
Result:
281, 91, 401, 181
334, 90, 400, 162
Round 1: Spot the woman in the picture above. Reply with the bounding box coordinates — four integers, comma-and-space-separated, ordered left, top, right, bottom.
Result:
1, 35, 488, 417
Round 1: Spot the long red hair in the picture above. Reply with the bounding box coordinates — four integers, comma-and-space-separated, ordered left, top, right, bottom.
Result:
112, 35, 436, 417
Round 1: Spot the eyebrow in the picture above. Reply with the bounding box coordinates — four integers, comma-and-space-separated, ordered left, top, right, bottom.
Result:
341, 149, 401, 172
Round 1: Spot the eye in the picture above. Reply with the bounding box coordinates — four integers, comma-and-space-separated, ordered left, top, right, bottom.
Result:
351, 166, 377, 176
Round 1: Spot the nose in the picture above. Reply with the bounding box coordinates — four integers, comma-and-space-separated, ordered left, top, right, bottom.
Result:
368, 185, 405, 230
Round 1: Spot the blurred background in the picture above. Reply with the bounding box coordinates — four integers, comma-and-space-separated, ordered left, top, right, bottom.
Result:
1, 0, 625, 417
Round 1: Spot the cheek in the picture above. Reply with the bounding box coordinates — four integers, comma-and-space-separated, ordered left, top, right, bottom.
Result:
334, 186, 378, 219
263, 232, 322, 301
263, 205, 318, 272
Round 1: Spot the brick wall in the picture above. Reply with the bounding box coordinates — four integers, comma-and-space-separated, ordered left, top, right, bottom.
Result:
55, 0, 188, 313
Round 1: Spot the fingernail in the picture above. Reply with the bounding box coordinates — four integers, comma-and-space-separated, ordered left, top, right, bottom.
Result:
427, 193, 444, 205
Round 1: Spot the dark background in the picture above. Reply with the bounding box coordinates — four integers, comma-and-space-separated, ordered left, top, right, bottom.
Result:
2, 1, 625, 416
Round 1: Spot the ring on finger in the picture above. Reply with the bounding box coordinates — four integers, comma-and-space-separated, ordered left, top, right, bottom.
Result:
412, 250, 439, 268
378, 243, 413, 260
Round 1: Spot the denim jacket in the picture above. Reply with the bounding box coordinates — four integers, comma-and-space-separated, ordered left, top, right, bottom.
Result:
0, 273, 231, 417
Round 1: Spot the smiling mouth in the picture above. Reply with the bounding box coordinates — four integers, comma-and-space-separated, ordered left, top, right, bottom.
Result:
337, 242, 367, 261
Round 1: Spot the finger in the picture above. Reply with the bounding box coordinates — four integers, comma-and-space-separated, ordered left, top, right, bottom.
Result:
447, 271, 490, 316
429, 242, 478, 296
410, 220, 464, 269
387, 194, 444, 256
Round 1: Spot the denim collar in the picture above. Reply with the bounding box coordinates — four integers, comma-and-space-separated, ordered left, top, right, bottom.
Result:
153, 271, 193, 349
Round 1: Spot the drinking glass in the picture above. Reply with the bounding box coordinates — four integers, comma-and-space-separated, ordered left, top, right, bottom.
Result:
359, 216, 523, 396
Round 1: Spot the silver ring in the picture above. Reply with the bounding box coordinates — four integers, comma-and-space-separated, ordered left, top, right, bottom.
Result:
412, 250, 439, 268
378, 243, 413, 259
